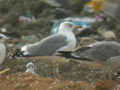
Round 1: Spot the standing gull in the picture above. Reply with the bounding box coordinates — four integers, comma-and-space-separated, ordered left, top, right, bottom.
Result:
20, 22, 77, 56
0, 34, 8, 64
71, 41, 120, 61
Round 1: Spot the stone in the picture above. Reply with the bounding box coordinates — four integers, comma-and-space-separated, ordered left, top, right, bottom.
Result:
97, 29, 116, 40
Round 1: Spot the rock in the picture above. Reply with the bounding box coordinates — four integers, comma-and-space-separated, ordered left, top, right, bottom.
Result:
101, 0, 120, 22
55, 8, 73, 19
43, 0, 61, 7
0, 28, 7, 33
78, 37, 97, 47
95, 14, 107, 22
103, 31, 116, 40
97, 28, 116, 40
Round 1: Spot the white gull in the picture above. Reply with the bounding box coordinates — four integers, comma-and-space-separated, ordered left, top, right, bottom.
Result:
21, 21, 77, 56
0, 34, 8, 64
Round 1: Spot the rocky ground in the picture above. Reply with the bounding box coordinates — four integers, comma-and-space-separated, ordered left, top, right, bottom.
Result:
0, 0, 120, 90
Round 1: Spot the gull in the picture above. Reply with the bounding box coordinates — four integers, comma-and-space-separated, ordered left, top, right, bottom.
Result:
25, 62, 39, 77
0, 34, 8, 64
71, 41, 120, 61
20, 21, 77, 56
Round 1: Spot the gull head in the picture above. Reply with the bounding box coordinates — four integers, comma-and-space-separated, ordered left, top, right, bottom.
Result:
20, 45, 30, 56
11, 45, 30, 58
26, 62, 35, 73
58, 22, 77, 33
26, 62, 34, 69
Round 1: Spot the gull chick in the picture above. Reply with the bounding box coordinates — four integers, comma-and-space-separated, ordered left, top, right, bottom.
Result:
25, 62, 39, 77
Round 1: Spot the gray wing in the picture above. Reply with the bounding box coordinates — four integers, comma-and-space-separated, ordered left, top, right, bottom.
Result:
27, 34, 68, 56
71, 42, 120, 61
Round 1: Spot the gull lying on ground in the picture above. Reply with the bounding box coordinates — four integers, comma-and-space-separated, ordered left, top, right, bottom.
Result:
71, 41, 120, 61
